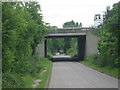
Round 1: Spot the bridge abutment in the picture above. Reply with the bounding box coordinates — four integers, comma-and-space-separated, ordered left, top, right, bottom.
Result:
85, 31, 100, 57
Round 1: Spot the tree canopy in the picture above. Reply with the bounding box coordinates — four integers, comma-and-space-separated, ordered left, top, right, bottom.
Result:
63, 20, 82, 28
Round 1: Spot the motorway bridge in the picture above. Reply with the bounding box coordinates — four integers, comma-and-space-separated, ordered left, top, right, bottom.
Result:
36, 27, 100, 61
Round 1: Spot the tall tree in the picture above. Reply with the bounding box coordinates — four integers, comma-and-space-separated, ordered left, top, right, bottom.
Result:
97, 2, 120, 67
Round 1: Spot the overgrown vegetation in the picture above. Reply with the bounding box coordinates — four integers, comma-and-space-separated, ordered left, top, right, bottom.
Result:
2, 2, 52, 88
82, 2, 120, 78
96, 2, 119, 67
22, 57, 52, 88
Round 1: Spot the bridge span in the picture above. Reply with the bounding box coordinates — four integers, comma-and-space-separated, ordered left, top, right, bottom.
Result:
36, 27, 100, 61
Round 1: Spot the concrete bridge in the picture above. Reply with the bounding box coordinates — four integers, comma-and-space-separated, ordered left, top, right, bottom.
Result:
36, 27, 100, 61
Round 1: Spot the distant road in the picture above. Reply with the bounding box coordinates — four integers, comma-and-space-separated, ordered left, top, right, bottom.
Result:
52, 54, 72, 58
49, 62, 118, 88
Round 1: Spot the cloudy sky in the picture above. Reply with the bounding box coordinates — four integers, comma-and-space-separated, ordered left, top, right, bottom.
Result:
38, 0, 119, 28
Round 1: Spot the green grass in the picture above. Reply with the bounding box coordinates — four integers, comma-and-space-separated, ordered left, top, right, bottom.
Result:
81, 57, 119, 79
22, 57, 52, 88
22, 74, 35, 88
36, 58, 52, 88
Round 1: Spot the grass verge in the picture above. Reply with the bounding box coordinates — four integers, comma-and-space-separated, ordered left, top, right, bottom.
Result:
22, 74, 35, 88
80, 56, 119, 79
36, 58, 52, 88
22, 57, 52, 88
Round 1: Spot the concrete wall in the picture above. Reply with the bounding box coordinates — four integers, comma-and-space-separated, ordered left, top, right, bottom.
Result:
36, 42, 45, 57
85, 31, 100, 57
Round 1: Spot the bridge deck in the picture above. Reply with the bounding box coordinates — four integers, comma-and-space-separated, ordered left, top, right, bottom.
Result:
46, 33, 86, 38
47, 27, 92, 34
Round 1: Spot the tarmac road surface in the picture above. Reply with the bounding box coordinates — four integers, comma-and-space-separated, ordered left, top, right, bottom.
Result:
49, 62, 118, 88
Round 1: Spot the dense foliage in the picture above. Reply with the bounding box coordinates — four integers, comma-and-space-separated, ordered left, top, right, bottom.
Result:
2, 2, 49, 88
92, 2, 120, 68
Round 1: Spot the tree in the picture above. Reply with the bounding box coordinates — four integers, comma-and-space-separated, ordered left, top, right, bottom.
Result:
2, 2, 48, 88
96, 2, 120, 67
63, 20, 82, 28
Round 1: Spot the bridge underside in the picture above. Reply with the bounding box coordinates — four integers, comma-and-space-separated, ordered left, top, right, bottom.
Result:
45, 33, 86, 61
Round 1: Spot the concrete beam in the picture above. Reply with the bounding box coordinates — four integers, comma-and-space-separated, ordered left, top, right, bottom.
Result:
46, 33, 86, 38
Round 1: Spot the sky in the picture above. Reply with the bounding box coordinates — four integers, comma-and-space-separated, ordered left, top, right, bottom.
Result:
37, 0, 119, 28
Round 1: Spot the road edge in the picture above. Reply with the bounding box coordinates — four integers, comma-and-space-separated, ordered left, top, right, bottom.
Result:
80, 61, 119, 79
45, 62, 53, 88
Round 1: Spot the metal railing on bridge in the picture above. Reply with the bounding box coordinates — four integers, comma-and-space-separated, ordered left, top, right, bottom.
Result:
48, 27, 93, 34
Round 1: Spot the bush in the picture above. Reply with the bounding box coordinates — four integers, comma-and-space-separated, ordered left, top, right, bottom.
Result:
2, 56, 52, 88
93, 54, 107, 67
2, 73, 25, 88
84, 54, 107, 67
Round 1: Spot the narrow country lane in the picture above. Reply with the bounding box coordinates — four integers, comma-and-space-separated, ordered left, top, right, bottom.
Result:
49, 62, 118, 88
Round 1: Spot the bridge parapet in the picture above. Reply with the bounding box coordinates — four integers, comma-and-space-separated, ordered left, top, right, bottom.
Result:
48, 27, 93, 34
